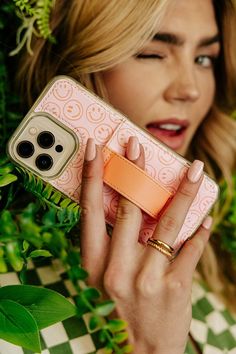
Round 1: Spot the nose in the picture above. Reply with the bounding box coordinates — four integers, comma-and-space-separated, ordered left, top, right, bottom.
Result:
164, 64, 200, 103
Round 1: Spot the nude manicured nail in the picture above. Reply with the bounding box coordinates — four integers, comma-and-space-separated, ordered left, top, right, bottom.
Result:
187, 160, 204, 183
85, 138, 96, 161
127, 136, 140, 161
202, 215, 213, 230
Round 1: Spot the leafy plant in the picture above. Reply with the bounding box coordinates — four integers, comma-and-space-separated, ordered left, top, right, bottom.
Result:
0, 2, 133, 352
10, 0, 56, 56
215, 175, 236, 261
0, 285, 76, 352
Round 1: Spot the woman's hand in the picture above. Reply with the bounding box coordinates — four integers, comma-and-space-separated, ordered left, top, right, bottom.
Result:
80, 137, 212, 354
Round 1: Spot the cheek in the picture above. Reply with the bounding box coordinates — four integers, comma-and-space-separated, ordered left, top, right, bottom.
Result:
102, 63, 155, 123
198, 74, 215, 120
103, 70, 134, 111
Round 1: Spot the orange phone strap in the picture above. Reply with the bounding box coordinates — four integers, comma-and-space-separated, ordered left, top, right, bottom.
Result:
103, 147, 172, 219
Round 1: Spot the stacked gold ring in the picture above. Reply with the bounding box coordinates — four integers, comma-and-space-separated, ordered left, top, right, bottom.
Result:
147, 238, 174, 259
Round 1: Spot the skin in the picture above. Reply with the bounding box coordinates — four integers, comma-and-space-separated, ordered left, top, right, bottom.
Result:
102, 0, 220, 156
80, 0, 219, 352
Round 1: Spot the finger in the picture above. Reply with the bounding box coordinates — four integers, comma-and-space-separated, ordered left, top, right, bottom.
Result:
145, 160, 204, 267
80, 138, 109, 273
108, 137, 145, 266
169, 215, 213, 286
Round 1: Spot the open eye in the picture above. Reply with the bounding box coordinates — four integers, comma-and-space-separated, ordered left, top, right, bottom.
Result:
195, 55, 216, 68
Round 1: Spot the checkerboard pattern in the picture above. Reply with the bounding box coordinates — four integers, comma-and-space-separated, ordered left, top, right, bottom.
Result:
0, 259, 106, 354
188, 280, 236, 353
1, 260, 236, 354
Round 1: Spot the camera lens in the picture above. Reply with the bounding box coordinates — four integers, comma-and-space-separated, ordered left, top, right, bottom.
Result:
55, 144, 63, 152
35, 154, 53, 171
17, 140, 34, 158
37, 131, 55, 149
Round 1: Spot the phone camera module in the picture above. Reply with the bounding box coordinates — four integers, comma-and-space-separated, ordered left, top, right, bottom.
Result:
17, 140, 34, 158
55, 144, 63, 152
35, 154, 53, 171
37, 131, 55, 149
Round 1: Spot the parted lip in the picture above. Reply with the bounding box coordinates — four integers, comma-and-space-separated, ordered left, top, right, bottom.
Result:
146, 118, 189, 128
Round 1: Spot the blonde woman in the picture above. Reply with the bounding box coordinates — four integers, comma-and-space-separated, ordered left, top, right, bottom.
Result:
2, 0, 236, 353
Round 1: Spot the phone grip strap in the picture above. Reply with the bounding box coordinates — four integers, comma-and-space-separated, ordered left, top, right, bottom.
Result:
102, 147, 172, 219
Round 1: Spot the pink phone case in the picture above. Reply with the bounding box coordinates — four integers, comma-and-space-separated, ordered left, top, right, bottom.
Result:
9, 76, 219, 250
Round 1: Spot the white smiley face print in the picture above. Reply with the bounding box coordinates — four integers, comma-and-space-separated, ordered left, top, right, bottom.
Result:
158, 149, 176, 165
139, 228, 154, 243
52, 81, 73, 101
204, 177, 219, 194
145, 164, 156, 179
87, 103, 106, 123
63, 100, 83, 120
109, 112, 123, 125
199, 196, 215, 213
158, 167, 177, 185
94, 124, 113, 143
74, 127, 90, 146
185, 210, 201, 228
42, 102, 61, 118
142, 143, 155, 162
117, 128, 136, 148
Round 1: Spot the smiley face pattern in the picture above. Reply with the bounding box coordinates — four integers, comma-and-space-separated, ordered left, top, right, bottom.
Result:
35, 77, 219, 250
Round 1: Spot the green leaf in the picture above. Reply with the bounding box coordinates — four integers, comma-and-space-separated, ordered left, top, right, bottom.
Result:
68, 266, 88, 281
0, 285, 76, 329
5, 242, 24, 272
98, 329, 107, 343
75, 296, 90, 317
57, 208, 67, 223
42, 183, 53, 198
106, 319, 128, 332
0, 155, 9, 166
67, 250, 80, 266
113, 331, 129, 344
0, 173, 17, 187
89, 315, 102, 331
95, 300, 116, 316
41, 231, 51, 241
120, 344, 133, 353
0, 210, 17, 235
29, 249, 52, 258
51, 191, 62, 204
0, 163, 14, 174
60, 198, 72, 209
0, 299, 40, 352
42, 208, 56, 226
67, 202, 79, 211
0, 247, 7, 273
82, 287, 101, 301
22, 240, 30, 252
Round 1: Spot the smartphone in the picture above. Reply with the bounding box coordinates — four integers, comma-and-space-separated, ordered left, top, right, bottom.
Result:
7, 76, 219, 250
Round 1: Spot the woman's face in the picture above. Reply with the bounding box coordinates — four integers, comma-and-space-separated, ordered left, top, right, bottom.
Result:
102, 0, 220, 156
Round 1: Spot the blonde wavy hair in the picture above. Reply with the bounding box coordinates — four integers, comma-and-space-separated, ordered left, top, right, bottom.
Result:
18, 0, 236, 310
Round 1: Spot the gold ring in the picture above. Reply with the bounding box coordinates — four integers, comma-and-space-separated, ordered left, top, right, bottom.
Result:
147, 238, 174, 259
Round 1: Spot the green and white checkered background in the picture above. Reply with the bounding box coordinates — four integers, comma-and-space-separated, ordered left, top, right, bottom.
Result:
1, 259, 236, 354
0, 258, 107, 354
188, 280, 236, 353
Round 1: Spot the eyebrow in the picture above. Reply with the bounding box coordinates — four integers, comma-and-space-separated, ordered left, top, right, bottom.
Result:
152, 32, 220, 47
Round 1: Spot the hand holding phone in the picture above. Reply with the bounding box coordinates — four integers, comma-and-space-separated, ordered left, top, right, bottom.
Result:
79, 135, 212, 354
7, 76, 219, 250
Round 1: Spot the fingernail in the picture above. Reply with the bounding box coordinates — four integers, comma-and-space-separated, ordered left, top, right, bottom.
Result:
85, 138, 96, 161
127, 136, 140, 160
187, 160, 204, 183
202, 215, 213, 230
